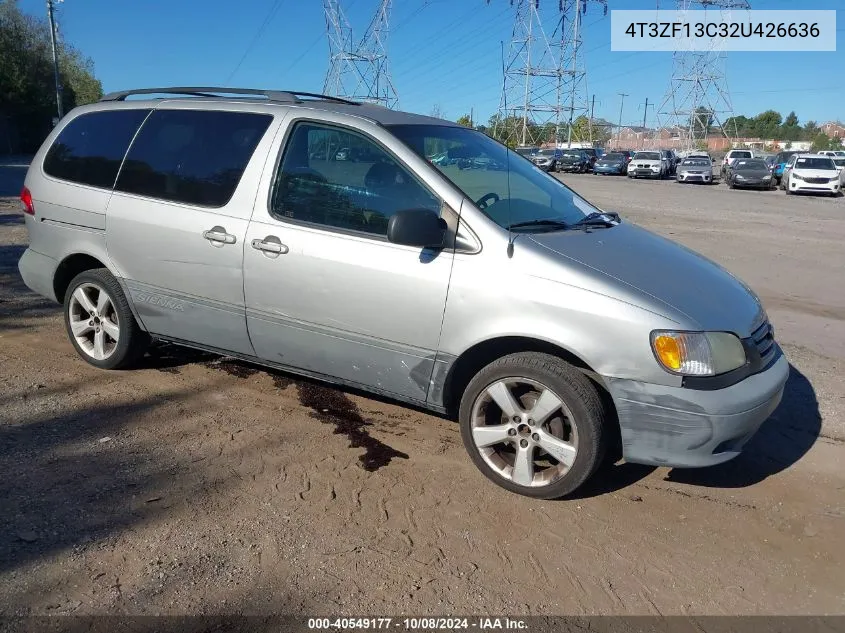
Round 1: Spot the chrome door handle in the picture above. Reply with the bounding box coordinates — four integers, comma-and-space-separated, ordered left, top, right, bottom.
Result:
203, 226, 237, 245
251, 237, 288, 255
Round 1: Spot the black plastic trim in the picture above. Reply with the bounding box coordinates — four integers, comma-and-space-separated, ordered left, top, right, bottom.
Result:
682, 340, 781, 391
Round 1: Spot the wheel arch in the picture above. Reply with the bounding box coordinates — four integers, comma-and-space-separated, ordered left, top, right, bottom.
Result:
442, 335, 622, 462
53, 253, 109, 303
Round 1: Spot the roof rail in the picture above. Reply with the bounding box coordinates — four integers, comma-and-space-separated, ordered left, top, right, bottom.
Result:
99, 87, 359, 105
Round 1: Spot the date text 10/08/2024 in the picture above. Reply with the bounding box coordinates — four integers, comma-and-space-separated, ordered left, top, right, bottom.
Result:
308, 617, 529, 630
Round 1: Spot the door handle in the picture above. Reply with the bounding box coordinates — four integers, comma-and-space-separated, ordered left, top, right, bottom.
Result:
203, 226, 237, 245
251, 236, 288, 255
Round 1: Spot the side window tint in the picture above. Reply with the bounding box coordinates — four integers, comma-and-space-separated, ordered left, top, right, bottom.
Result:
270, 122, 440, 236
43, 109, 150, 188
115, 110, 273, 208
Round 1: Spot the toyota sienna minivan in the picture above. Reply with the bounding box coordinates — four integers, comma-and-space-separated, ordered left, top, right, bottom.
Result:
17, 87, 789, 499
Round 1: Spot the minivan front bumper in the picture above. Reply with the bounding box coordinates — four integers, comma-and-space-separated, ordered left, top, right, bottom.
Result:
605, 349, 789, 468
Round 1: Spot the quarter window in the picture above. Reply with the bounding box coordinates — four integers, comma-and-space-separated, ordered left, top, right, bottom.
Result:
115, 110, 272, 208
43, 109, 150, 188
270, 122, 440, 236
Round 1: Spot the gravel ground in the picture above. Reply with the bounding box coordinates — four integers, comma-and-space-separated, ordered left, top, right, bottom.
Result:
1, 171, 844, 617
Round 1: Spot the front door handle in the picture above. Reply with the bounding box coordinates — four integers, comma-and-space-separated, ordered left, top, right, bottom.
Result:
251, 236, 288, 255
203, 226, 237, 245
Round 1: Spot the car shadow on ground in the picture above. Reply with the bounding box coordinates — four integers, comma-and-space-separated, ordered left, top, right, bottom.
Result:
573, 362, 821, 498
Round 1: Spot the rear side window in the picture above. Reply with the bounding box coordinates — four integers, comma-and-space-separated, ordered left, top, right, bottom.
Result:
43, 109, 150, 188
115, 110, 273, 208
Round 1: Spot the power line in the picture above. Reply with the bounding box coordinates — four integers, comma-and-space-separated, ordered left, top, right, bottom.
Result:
225, 0, 285, 85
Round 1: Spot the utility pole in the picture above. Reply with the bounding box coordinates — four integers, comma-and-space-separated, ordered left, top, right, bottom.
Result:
639, 97, 654, 149
589, 94, 595, 145
616, 92, 628, 150
46, 0, 63, 120
470, 106, 474, 128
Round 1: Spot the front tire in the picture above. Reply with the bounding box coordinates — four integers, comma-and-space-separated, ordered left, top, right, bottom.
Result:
459, 352, 606, 499
63, 268, 150, 370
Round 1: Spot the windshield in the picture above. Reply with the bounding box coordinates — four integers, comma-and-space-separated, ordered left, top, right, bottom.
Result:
681, 159, 710, 167
561, 152, 583, 160
389, 124, 597, 230
795, 157, 836, 171
633, 152, 660, 160
735, 159, 768, 170
515, 147, 536, 156
833, 159, 845, 167
730, 151, 752, 159
602, 153, 625, 161
537, 149, 557, 156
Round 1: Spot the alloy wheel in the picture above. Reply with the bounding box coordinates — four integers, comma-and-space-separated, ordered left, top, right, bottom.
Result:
67, 283, 120, 361
470, 377, 578, 488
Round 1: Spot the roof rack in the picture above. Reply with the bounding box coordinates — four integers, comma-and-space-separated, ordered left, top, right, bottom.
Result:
99, 87, 359, 105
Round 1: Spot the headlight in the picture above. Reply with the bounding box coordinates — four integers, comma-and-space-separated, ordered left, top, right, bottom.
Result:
792, 173, 804, 181
651, 165, 660, 171
763, 175, 772, 180
650, 331, 746, 376
735, 174, 746, 180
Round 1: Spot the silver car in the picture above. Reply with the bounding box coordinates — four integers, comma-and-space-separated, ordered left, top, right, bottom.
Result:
17, 87, 788, 499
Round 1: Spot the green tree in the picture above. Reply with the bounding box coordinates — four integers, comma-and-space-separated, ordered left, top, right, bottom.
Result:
456, 114, 473, 128
0, 0, 102, 152
754, 110, 782, 139
811, 132, 830, 152
784, 111, 799, 127
830, 136, 843, 151
803, 120, 819, 141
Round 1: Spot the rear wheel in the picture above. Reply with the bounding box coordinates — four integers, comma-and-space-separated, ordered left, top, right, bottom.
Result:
63, 268, 150, 369
459, 353, 606, 499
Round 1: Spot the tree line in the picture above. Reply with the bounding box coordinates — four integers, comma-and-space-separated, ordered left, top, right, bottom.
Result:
0, 0, 102, 153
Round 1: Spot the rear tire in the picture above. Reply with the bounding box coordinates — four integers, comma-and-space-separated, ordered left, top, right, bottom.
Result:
459, 352, 606, 500
63, 268, 150, 370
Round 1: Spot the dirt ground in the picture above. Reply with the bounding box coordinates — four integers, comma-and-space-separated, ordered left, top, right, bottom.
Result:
1, 171, 844, 617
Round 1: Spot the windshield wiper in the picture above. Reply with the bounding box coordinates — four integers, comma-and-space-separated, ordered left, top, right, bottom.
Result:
507, 219, 570, 231
569, 211, 621, 229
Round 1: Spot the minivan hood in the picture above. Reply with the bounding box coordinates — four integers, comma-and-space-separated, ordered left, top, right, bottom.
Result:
528, 222, 763, 335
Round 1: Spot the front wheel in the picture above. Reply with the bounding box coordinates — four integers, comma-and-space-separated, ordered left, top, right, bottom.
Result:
63, 268, 150, 369
459, 352, 606, 499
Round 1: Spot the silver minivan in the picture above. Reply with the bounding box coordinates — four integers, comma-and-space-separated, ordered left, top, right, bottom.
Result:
17, 87, 789, 499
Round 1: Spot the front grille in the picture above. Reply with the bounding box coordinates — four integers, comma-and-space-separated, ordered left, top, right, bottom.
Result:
805, 177, 830, 184
751, 320, 775, 362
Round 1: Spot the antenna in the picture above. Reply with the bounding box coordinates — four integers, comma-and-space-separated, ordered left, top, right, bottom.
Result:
323, 0, 399, 109
491, 0, 607, 148
654, 0, 751, 151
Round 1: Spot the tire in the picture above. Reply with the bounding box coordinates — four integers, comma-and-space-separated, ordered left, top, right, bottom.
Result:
458, 352, 607, 500
728, 178, 735, 189
63, 268, 150, 370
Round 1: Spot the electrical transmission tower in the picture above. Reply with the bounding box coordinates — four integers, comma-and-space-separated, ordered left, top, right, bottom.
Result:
493, 0, 607, 148
654, 0, 750, 150
323, 0, 398, 109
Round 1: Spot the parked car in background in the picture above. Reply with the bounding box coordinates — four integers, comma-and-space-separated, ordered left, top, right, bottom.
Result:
660, 150, 679, 176
676, 157, 718, 184
780, 154, 841, 196
531, 148, 563, 172
580, 148, 599, 172
628, 151, 666, 179
725, 158, 775, 190
557, 150, 591, 173
831, 157, 845, 185
721, 149, 754, 178
592, 152, 629, 175
772, 150, 799, 185
16, 85, 789, 500
515, 145, 539, 158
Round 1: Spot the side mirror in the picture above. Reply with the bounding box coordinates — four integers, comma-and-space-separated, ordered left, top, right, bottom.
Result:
387, 209, 447, 248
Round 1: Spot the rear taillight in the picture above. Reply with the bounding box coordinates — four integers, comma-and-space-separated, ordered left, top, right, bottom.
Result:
20, 187, 34, 215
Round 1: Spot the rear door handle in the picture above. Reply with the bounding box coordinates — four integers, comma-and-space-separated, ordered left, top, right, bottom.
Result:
251, 236, 288, 255
203, 226, 237, 245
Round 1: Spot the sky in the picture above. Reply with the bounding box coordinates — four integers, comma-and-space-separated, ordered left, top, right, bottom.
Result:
17, 0, 844, 128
